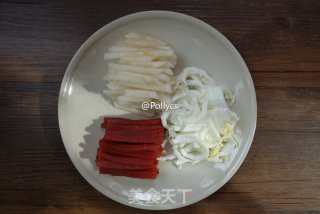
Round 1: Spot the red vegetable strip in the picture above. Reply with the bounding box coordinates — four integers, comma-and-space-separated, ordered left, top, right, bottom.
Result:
97, 149, 158, 164
99, 146, 163, 159
98, 152, 158, 166
103, 134, 163, 144
96, 157, 157, 170
105, 129, 164, 138
99, 140, 162, 151
97, 117, 164, 179
102, 123, 164, 131
103, 117, 162, 126
96, 159, 157, 170
106, 128, 164, 134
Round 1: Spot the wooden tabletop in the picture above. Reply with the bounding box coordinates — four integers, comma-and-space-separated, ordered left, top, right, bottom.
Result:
1, 0, 320, 213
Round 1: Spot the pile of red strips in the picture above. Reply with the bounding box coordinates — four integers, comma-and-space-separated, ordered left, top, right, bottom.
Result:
96, 117, 165, 179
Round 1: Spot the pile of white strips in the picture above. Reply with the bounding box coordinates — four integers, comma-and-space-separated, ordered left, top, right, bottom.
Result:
103, 33, 177, 117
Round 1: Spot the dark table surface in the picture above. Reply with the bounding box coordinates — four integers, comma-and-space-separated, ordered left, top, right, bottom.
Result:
1, 0, 320, 213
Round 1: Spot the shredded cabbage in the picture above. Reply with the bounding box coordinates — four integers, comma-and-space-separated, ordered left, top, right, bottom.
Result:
160, 67, 239, 169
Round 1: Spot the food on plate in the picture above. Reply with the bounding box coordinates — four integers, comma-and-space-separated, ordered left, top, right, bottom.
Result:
103, 32, 177, 117
96, 33, 240, 178
96, 117, 164, 179
160, 67, 239, 169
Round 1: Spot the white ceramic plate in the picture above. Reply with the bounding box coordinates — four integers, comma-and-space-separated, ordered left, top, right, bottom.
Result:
58, 11, 257, 210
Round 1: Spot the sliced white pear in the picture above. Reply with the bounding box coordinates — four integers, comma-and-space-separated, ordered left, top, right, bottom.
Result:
104, 52, 156, 61
124, 89, 160, 100
108, 63, 173, 76
105, 72, 146, 85
114, 80, 172, 94
118, 59, 174, 68
107, 69, 163, 85
114, 102, 155, 117
103, 32, 177, 117
117, 96, 152, 103
102, 89, 123, 97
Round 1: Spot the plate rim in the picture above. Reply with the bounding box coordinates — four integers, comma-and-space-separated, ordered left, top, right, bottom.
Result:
58, 10, 257, 210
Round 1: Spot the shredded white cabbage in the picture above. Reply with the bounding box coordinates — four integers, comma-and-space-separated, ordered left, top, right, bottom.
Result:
160, 67, 239, 169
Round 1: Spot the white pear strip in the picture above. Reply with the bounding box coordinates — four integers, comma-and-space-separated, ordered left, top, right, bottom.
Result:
108, 63, 173, 75
116, 100, 143, 109
109, 46, 148, 52
104, 52, 155, 61
105, 72, 146, 85
141, 49, 176, 58
103, 89, 123, 97
119, 41, 172, 50
109, 69, 171, 83
118, 101, 161, 113
121, 39, 170, 50
124, 89, 160, 99
116, 56, 155, 62
160, 68, 174, 76
117, 96, 152, 103
156, 55, 177, 65
106, 82, 124, 90
107, 69, 163, 85
118, 59, 174, 68
154, 73, 171, 83
109, 46, 175, 58
114, 102, 155, 117
114, 80, 172, 93
109, 46, 174, 54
